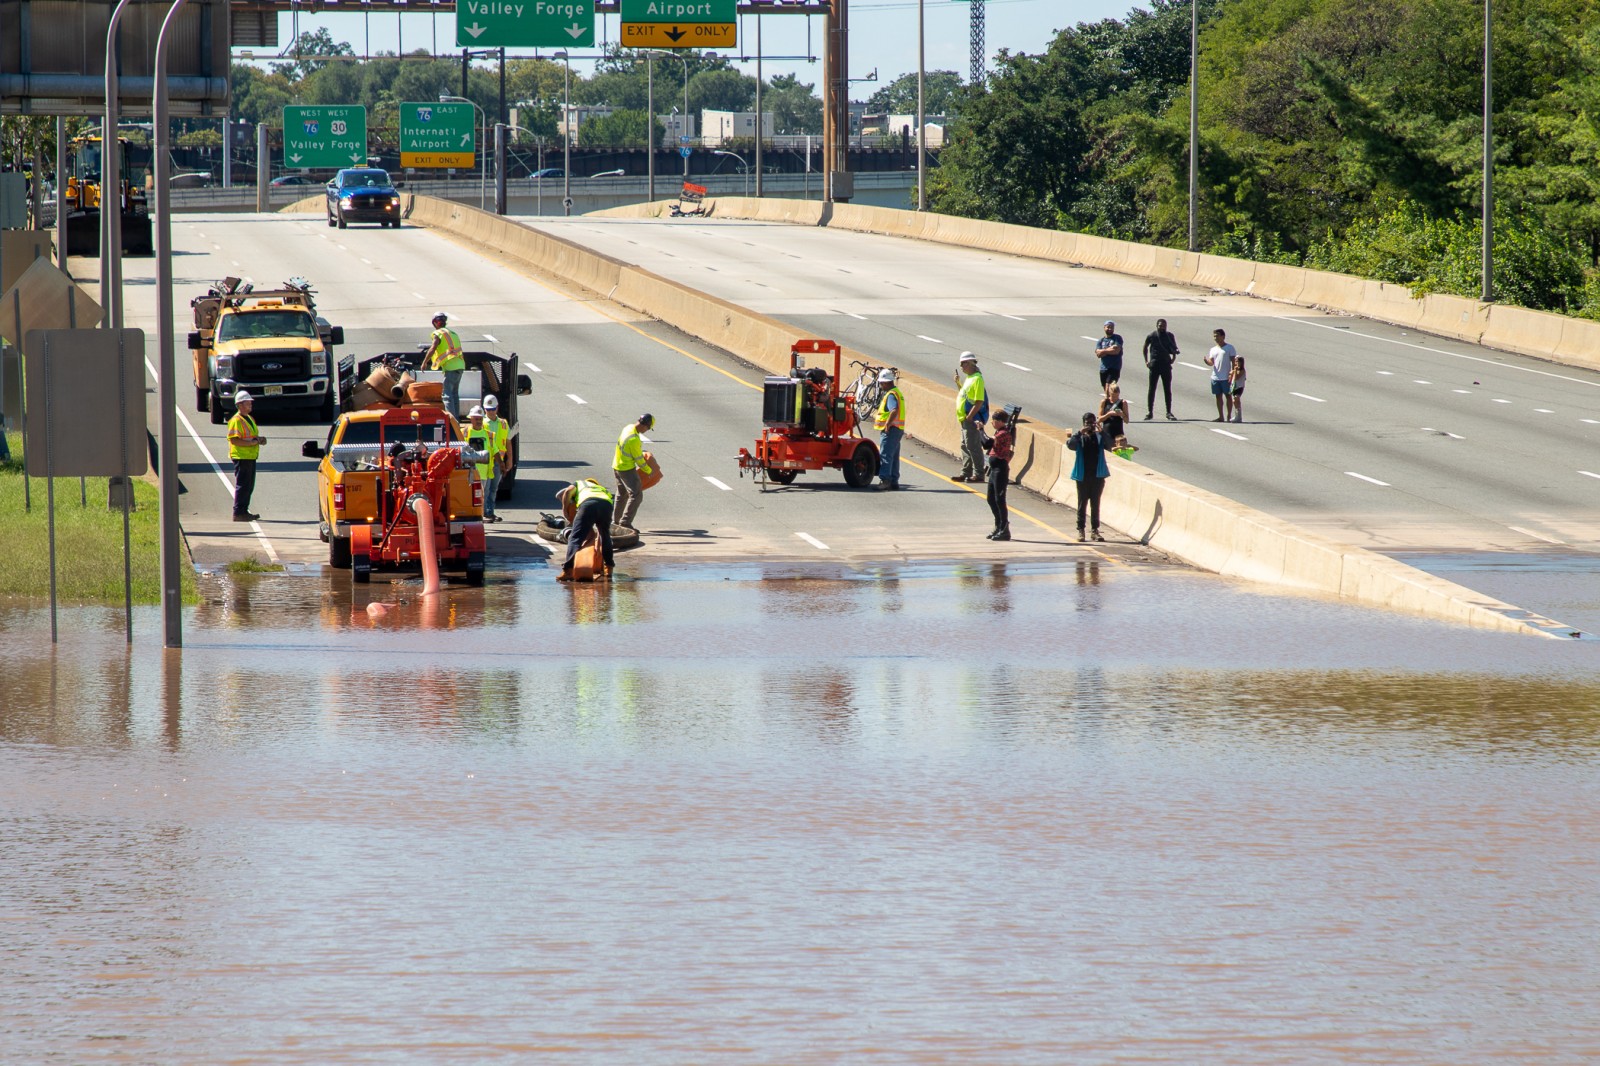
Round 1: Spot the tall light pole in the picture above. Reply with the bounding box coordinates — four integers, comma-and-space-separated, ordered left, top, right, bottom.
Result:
647, 50, 691, 178
755, 15, 764, 197
714, 149, 748, 196
916, 0, 925, 211
647, 54, 655, 203
1481, 0, 1494, 302
555, 51, 572, 215
102, 0, 139, 330
505, 123, 545, 215
439, 93, 486, 210
1188, 0, 1198, 252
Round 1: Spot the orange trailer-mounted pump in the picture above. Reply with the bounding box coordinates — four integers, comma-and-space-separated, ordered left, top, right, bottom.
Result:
737, 339, 880, 490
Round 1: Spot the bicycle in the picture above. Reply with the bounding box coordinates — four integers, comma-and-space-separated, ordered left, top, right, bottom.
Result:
847, 359, 897, 422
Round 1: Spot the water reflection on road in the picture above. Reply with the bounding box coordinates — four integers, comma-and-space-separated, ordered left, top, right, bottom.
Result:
4, 562, 1600, 1064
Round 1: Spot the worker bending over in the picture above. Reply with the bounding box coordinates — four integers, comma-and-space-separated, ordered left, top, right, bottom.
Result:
423, 311, 465, 419
613, 413, 654, 532
556, 478, 615, 581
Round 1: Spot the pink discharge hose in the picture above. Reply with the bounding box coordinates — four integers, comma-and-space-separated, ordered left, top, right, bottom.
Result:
409, 494, 442, 595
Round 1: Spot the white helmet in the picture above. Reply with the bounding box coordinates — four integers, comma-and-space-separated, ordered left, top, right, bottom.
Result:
482, 393, 498, 409
877, 368, 895, 384
468, 405, 484, 418
233, 390, 253, 403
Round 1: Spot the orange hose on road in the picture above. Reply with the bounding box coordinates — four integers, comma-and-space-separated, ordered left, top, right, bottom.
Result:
410, 495, 442, 595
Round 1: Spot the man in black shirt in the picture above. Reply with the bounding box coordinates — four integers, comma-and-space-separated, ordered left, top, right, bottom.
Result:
1142, 318, 1181, 421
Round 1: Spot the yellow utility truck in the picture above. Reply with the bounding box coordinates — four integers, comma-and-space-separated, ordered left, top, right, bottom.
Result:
189, 276, 346, 424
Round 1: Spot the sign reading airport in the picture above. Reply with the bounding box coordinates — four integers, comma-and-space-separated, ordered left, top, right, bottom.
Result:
456, 0, 595, 47
282, 106, 368, 169
620, 0, 735, 48
400, 103, 476, 168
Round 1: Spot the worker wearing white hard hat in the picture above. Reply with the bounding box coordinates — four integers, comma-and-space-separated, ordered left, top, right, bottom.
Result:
872, 366, 905, 491
463, 406, 500, 522
480, 392, 509, 522
954, 353, 989, 482
226, 390, 265, 521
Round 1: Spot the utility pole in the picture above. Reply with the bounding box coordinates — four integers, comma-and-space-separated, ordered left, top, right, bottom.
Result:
823, 0, 850, 202
969, 0, 986, 86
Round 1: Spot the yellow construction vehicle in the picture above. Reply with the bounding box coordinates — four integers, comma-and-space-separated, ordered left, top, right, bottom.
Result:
63, 135, 154, 258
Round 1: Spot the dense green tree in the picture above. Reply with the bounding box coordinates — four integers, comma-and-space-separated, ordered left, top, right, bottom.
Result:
865, 70, 965, 116
271, 29, 355, 81
688, 69, 757, 114
578, 109, 663, 148
764, 74, 823, 134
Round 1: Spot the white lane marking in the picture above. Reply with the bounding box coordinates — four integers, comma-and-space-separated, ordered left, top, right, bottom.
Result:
412, 291, 428, 301
231, 260, 241, 268
482, 333, 498, 343
916, 335, 944, 344
1454, 389, 1472, 393
1413, 379, 1431, 385
835, 309, 868, 320
360, 257, 372, 265
521, 534, 552, 557
1288, 315, 1600, 389
1493, 398, 1512, 404
1003, 361, 1032, 372
212, 244, 222, 251
1376, 370, 1394, 376
1584, 419, 1600, 425
1179, 361, 1207, 372
1422, 427, 1466, 439
524, 361, 541, 373
1346, 471, 1390, 486
1290, 392, 1325, 402
1510, 525, 1564, 545
1080, 335, 1098, 342
384, 273, 397, 281
796, 532, 830, 551
996, 313, 1026, 321
1580, 470, 1600, 480
837, 267, 852, 273
143, 354, 279, 563
566, 394, 587, 405
640, 435, 652, 443
319, 234, 329, 240
1535, 408, 1553, 413
704, 476, 733, 491
1211, 428, 1248, 441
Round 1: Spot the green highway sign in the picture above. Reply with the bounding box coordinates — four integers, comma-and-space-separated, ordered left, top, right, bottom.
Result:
282, 106, 368, 169
620, 0, 735, 48
456, 0, 595, 47
400, 102, 476, 168
620, 0, 734, 20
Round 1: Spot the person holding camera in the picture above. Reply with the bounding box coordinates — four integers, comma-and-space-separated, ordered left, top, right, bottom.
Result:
1067, 410, 1111, 543
984, 409, 1015, 541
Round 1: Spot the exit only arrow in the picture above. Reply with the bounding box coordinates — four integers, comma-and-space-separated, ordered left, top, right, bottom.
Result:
290, 153, 302, 163
567, 22, 585, 38
460, 133, 472, 147
665, 25, 685, 41
463, 22, 487, 37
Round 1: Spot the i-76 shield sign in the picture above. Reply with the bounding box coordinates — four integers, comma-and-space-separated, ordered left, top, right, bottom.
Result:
282, 106, 368, 170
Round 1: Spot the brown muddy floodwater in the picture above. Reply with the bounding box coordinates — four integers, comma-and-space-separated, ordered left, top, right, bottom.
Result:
4, 560, 1600, 1064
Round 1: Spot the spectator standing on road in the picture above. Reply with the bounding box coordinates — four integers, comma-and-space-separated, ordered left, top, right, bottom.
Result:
227, 390, 265, 522
984, 409, 1014, 541
482, 393, 509, 519
1098, 382, 1130, 445
873, 368, 905, 491
423, 312, 465, 419
1142, 318, 1180, 420
1205, 328, 1237, 422
1228, 351, 1247, 423
1067, 411, 1111, 543
613, 413, 655, 532
952, 352, 989, 483
555, 478, 615, 581
1095, 320, 1124, 388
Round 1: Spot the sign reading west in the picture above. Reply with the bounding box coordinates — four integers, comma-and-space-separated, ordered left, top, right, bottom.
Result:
456, 0, 595, 47
282, 106, 368, 169
620, 0, 735, 49
400, 103, 476, 169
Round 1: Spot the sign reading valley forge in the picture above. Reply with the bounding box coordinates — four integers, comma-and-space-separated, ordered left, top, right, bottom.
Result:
282, 106, 369, 169
456, 0, 595, 47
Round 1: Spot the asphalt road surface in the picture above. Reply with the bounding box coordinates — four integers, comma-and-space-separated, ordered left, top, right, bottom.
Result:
537, 215, 1600, 558
107, 213, 1147, 575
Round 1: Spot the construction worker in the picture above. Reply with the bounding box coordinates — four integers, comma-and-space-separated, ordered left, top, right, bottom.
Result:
953, 352, 989, 482
464, 406, 500, 523
423, 311, 465, 419
227, 389, 265, 521
613, 413, 654, 532
555, 478, 615, 580
481, 393, 509, 520
873, 367, 905, 490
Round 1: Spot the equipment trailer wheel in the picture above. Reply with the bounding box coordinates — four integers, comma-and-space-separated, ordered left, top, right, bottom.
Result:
842, 442, 879, 488
765, 468, 798, 485
465, 551, 485, 587
352, 549, 371, 583
329, 535, 352, 569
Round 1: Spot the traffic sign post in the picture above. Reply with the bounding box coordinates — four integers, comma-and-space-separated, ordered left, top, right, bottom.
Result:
620, 0, 735, 48
456, 0, 595, 47
400, 103, 476, 168
283, 106, 369, 169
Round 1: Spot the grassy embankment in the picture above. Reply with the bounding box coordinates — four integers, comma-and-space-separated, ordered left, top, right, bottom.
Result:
0, 431, 199, 604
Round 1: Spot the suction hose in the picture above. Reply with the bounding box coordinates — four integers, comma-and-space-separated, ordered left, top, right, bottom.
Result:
408, 493, 442, 595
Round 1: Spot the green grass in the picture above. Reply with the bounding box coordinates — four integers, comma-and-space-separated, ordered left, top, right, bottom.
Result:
224, 555, 285, 574
0, 431, 199, 605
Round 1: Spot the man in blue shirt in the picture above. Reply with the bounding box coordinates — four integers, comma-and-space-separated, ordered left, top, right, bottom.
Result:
1095, 320, 1124, 388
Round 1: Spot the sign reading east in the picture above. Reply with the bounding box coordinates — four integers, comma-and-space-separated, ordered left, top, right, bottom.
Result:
282, 106, 368, 169
456, 0, 595, 47
620, 0, 735, 48
400, 103, 476, 169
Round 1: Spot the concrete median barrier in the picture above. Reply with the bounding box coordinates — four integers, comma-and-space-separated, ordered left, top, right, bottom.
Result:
1417, 292, 1491, 346
405, 194, 1562, 637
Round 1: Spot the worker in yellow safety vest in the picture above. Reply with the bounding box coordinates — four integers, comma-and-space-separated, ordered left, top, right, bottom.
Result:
953, 351, 989, 482
424, 311, 465, 419
464, 406, 500, 524
227, 390, 266, 521
481, 392, 509, 521
555, 478, 615, 580
612, 413, 654, 532
873, 367, 905, 491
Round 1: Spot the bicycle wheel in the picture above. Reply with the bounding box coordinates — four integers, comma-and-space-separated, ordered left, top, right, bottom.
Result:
853, 373, 882, 421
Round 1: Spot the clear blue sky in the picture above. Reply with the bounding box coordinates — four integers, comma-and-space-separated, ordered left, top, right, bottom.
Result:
261, 0, 1140, 94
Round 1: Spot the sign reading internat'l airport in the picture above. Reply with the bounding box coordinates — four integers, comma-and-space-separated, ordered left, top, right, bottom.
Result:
400, 103, 476, 168
456, 0, 595, 47
620, 0, 735, 48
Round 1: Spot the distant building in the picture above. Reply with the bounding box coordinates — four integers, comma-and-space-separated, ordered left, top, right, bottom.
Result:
660, 112, 697, 144
559, 104, 614, 141
700, 110, 775, 147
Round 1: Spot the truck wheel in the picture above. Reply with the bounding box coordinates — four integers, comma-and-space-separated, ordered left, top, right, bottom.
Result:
327, 212, 336, 228
336, 214, 347, 230
329, 535, 351, 569
352, 549, 371, 583
465, 551, 485, 587
318, 388, 336, 423
766, 468, 798, 485
196, 386, 209, 414
209, 391, 226, 425
843, 442, 878, 488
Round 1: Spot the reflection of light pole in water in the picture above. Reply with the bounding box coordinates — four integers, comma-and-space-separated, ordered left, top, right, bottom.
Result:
713, 149, 748, 196
438, 94, 486, 209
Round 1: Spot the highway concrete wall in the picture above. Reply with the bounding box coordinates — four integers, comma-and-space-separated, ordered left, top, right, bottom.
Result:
379, 194, 1565, 637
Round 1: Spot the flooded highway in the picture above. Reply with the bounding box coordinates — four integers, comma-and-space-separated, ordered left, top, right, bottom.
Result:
5, 562, 1600, 1063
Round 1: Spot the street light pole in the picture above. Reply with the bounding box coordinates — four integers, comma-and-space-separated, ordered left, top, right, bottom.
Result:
916, 0, 925, 211
647, 54, 655, 203
1482, 0, 1494, 302
505, 122, 544, 215
714, 149, 748, 197
1187, 0, 1198, 252
556, 51, 572, 215
647, 51, 691, 178
102, 0, 138, 330
755, 15, 764, 197
439, 94, 486, 210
